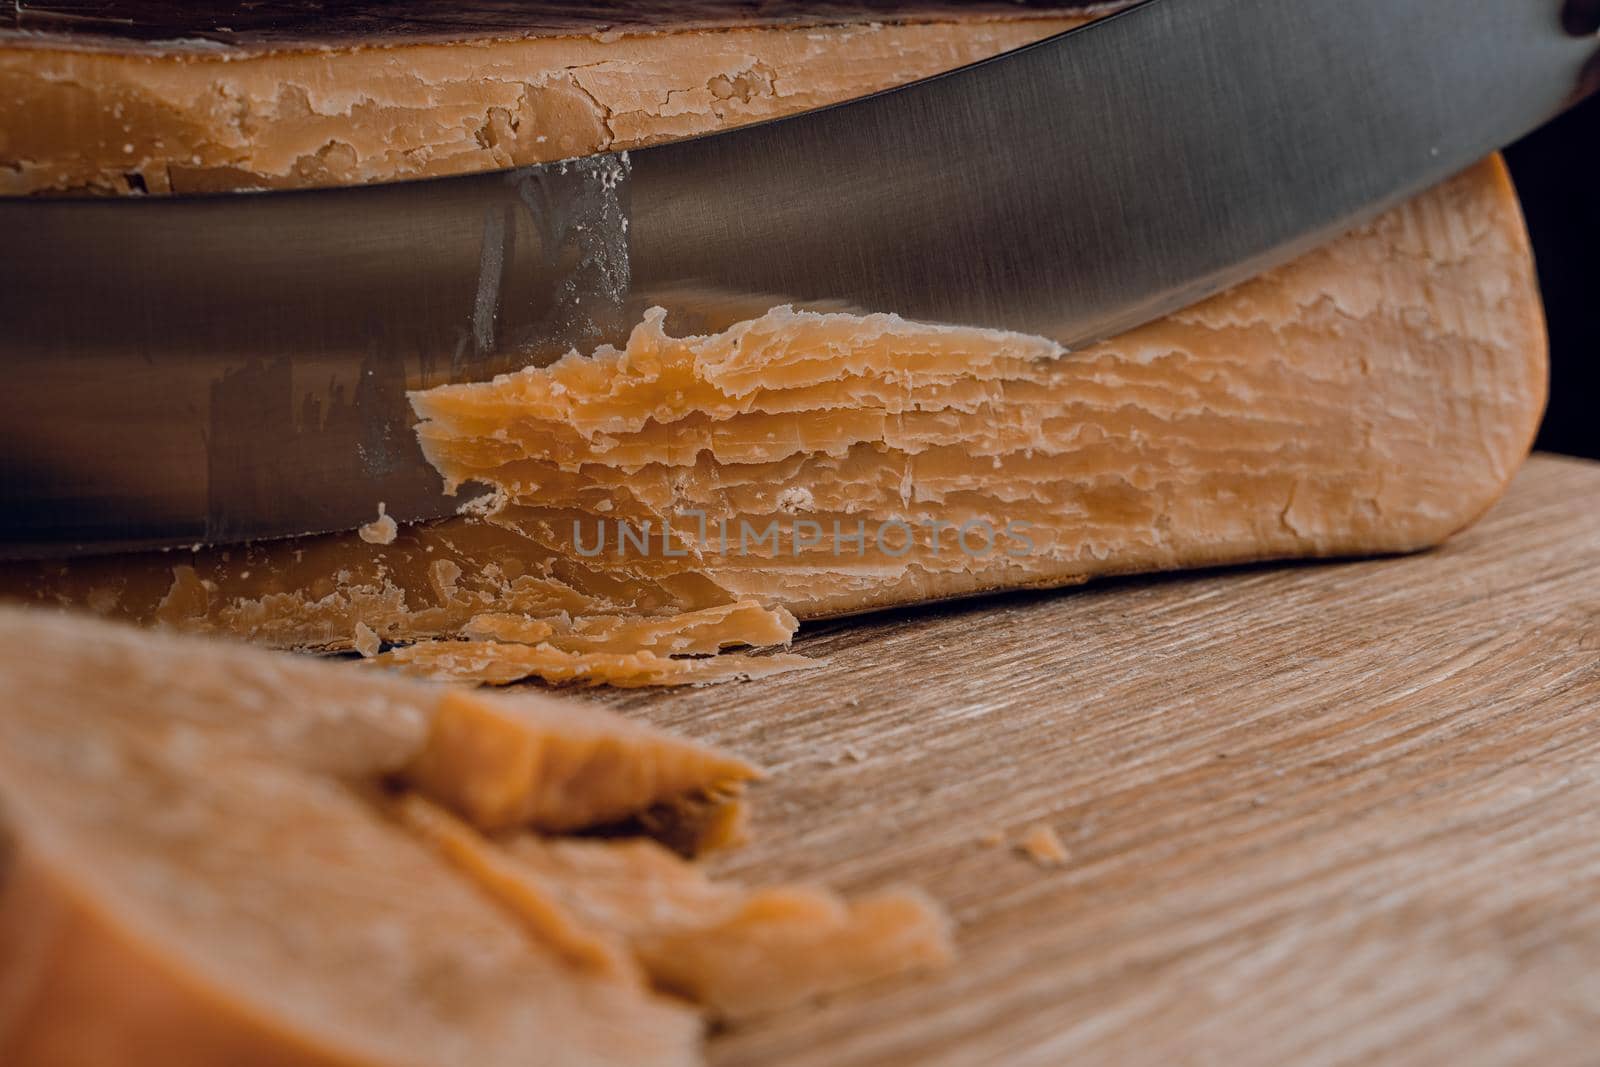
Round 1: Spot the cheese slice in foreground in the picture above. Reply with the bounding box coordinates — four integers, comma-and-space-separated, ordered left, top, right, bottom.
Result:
0, 607, 949, 1066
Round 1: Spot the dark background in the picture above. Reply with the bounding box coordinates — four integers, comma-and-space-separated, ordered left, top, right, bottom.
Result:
1506, 92, 1600, 459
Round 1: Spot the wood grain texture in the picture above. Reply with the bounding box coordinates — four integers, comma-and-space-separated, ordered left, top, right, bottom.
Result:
573, 452, 1600, 1067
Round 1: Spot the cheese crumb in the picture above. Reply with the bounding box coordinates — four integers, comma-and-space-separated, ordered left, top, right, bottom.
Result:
352, 621, 381, 658
1015, 824, 1069, 868
775, 486, 815, 514
357, 502, 398, 546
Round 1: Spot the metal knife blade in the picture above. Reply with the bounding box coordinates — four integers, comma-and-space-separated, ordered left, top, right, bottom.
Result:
1, 0, 1595, 558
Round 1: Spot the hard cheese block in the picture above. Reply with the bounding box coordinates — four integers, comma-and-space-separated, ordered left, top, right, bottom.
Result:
0, 607, 950, 1066
0, 4, 1105, 195
0, 156, 1547, 687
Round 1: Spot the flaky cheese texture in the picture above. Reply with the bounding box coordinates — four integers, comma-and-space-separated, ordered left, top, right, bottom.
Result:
0, 156, 1547, 687
0, 607, 950, 1066
0, 11, 1096, 195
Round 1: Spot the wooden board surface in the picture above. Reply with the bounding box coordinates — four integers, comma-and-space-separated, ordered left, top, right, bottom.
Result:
576, 452, 1600, 1066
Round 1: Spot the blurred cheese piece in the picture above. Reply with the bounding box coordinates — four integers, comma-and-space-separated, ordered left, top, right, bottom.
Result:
0, 607, 948, 1065
397, 796, 953, 1022
401, 688, 757, 832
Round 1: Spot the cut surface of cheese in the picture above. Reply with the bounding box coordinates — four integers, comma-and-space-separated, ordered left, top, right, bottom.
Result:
0, 157, 1546, 689
0, 7, 1105, 196
406, 158, 1543, 629
0, 606, 949, 1065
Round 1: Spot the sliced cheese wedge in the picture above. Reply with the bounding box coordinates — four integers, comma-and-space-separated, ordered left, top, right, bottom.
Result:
0, 155, 1543, 693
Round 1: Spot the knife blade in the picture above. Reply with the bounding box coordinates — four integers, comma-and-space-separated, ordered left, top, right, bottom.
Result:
1, 0, 1594, 558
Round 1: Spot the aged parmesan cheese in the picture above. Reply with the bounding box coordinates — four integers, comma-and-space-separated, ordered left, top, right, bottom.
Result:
380, 639, 821, 687
0, 606, 950, 1065
402, 158, 1544, 631
641, 787, 754, 857
351, 619, 382, 656
0, 609, 697, 1067
398, 796, 954, 1021
401, 687, 757, 832
356, 503, 399, 546
376, 600, 819, 686
1016, 824, 1071, 868
0, 8, 1102, 196
465, 600, 798, 654
0, 157, 1544, 691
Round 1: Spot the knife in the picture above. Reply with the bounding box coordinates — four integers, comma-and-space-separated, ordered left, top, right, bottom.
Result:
1, 0, 1595, 558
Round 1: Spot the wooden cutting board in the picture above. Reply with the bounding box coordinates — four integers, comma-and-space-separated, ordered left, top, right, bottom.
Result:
580, 452, 1600, 1067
